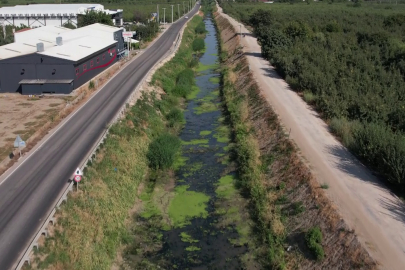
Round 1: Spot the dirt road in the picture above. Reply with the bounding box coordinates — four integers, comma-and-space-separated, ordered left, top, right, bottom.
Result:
217, 5, 405, 270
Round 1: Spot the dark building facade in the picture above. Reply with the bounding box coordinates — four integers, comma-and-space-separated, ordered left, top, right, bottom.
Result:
0, 25, 124, 94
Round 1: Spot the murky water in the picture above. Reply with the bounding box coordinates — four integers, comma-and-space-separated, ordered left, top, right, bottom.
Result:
153, 17, 247, 269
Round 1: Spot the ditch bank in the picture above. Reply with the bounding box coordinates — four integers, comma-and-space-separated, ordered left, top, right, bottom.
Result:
215, 9, 376, 270
118, 14, 260, 269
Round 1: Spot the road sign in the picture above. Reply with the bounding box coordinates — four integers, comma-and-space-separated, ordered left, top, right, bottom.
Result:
73, 168, 83, 182
74, 175, 82, 182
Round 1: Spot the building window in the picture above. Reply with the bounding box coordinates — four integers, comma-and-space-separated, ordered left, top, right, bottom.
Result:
83, 64, 87, 71
96, 57, 99, 64
102, 54, 105, 60
90, 60, 94, 67
75, 68, 79, 75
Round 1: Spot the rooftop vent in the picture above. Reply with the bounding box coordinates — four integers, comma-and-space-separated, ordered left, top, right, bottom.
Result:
56, 36, 63, 46
36, 42, 44, 52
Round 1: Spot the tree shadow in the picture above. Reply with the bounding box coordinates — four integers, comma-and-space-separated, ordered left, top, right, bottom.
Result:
378, 196, 405, 225
326, 144, 384, 188
243, 52, 262, 58
259, 67, 284, 80
326, 144, 405, 225
239, 32, 255, 38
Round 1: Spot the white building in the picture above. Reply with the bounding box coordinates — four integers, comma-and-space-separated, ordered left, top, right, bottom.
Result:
0, 3, 123, 28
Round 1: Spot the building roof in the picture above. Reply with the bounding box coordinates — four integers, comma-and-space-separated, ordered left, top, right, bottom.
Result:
39, 36, 116, 61
0, 23, 120, 61
0, 4, 122, 17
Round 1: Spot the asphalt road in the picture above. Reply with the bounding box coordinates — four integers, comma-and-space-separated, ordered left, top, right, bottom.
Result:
0, 5, 199, 270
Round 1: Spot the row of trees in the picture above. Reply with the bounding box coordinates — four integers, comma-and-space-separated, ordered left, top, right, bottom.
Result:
239, 5, 405, 191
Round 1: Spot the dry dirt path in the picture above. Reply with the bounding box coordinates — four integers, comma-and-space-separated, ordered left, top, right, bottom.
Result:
217, 4, 405, 270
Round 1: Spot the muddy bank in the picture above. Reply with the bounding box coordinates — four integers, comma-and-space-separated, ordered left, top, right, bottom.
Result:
215, 9, 376, 270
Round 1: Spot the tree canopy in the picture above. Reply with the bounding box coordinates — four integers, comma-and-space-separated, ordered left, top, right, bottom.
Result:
77, 10, 114, 28
220, 1, 405, 192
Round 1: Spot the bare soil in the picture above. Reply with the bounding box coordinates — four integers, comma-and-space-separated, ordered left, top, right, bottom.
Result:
0, 94, 63, 160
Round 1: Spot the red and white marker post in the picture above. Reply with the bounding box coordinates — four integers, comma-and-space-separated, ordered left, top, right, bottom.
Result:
73, 168, 83, 191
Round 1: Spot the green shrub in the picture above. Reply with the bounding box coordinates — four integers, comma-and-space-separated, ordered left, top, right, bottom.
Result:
303, 91, 316, 104
166, 108, 184, 127
89, 80, 95, 89
192, 38, 205, 52
195, 21, 206, 34
177, 68, 194, 86
147, 133, 181, 170
292, 201, 305, 214
305, 227, 324, 261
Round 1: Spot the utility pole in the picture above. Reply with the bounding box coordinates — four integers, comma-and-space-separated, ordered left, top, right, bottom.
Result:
171, 5, 174, 24
178, 4, 180, 20
162, 8, 166, 25
239, 25, 242, 36
157, 4, 159, 25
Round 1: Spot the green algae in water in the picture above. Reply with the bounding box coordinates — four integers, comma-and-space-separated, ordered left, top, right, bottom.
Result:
200, 130, 212, 136
209, 77, 220, 84
182, 139, 209, 145
185, 246, 201, 252
174, 155, 189, 170
194, 100, 217, 115
180, 232, 199, 243
214, 125, 230, 143
168, 185, 210, 228
187, 85, 201, 100
215, 175, 237, 199
196, 62, 219, 72
182, 162, 204, 177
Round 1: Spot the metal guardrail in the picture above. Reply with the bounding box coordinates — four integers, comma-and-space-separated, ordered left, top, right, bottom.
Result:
14, 12, 191, 270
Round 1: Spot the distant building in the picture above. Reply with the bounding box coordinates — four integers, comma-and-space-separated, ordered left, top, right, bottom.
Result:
0, 4, 123, 28
0, 23, 125, 94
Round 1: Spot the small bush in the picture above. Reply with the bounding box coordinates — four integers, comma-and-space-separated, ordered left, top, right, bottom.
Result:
192, 38, 205, 52
166, 108, 184, 127
305, 227, 324, 261
177, 68, 194, 86
147, 133, 181, 170
195, 21, 206, 34
320, 183, 329, 189
329, 117, 359, 147
292, 201, 305, 214
303, 91, 316, 104
172, 85, 189, 98
89, 80, 95, 89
